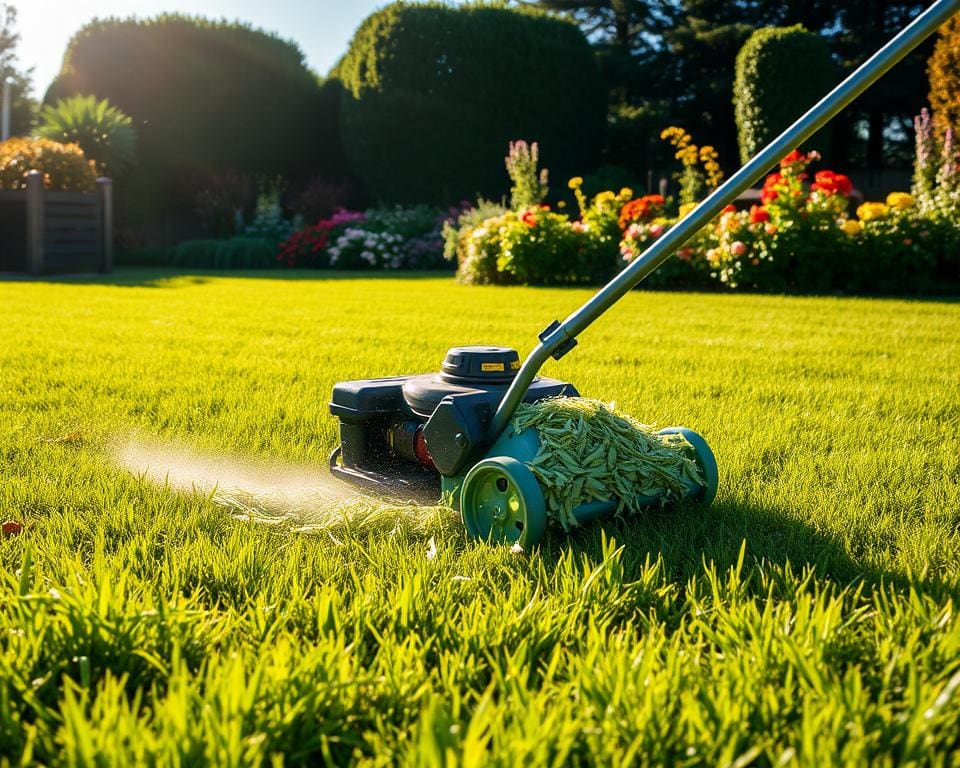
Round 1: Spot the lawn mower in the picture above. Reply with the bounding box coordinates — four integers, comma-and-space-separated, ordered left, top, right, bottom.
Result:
329, 0, 959, 545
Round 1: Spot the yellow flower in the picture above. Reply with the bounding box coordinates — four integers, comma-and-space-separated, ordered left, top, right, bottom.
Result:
557, 200, 566, 209
568, 176, 583, 190
619, 187, 633, 199
856, 202, 889, 222
840, 219, 863, 236
679, 202, 699, 218
886, 192, 915, 210
594, 190, 615, 204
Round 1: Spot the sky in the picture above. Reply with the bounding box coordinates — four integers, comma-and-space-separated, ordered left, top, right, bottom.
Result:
14, 0, 427, 98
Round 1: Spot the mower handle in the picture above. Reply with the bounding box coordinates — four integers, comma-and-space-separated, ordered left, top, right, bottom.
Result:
487, 0, 960, 441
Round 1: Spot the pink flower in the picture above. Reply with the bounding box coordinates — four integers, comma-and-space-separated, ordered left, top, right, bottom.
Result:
764, 223, 778, 235
730, 241, 747, 257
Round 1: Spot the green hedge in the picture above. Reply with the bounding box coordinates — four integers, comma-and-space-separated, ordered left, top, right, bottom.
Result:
331, 3, 605, 204
117, 238, 277, 269
46, 15, 343, 232
733, 26, 835, 163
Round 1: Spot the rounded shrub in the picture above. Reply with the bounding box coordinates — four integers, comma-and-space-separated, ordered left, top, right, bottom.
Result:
45, 15, 342, 231
733, 25, 835, 164
332, 3, 605, 204
0, 138, 97, 191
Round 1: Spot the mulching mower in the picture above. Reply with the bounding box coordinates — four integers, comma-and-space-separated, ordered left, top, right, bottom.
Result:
329, 0, 959, 546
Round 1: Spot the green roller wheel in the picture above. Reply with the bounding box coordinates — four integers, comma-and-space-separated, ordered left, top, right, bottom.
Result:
461, 456, 547, 546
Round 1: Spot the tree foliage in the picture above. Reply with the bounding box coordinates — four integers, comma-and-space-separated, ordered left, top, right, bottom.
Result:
928, 14, 960, 140
0, 5, 35, 137
733, 25, 835, 163
46, 15, 341, 230
536, 0, 932, 173
332, 2, 605, 204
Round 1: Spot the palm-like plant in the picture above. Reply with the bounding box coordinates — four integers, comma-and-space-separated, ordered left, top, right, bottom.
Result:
37, 95, 137, 177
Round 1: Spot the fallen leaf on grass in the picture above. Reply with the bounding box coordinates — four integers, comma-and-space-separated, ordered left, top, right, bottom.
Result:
2, 521, 23, 538
42, 431, 84, 445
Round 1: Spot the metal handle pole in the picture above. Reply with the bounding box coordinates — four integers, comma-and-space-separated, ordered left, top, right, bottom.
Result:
488, 0, 960, 440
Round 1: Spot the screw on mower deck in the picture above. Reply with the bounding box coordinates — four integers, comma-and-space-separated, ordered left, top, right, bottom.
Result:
328, 0, 960, 545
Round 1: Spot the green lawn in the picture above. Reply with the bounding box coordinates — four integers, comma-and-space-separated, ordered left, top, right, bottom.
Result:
1, 269, 959, 765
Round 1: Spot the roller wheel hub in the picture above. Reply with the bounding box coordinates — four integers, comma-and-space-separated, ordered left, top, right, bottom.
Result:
460, 457, 546, 546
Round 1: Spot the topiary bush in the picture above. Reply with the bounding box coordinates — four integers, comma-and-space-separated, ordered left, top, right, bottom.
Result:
733, 25, 835, 164
928, 16, 960, 140
0, 138, 97, 191
37, 95, 137, 178
45, 15, 343, 234
331, 3, 605, 204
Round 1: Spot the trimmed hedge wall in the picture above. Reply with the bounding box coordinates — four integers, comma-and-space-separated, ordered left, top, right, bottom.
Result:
45, 15, 343, 233
733, 25, 835, 163
331, 3, 605, 204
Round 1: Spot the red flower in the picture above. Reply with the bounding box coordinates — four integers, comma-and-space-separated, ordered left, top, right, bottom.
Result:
722, 204, 737, 213
810, 170, 853, 196
780, 150, 804, 168
749, 205, 770, 224
761, 172, 784, 204
520, 209, 538, 228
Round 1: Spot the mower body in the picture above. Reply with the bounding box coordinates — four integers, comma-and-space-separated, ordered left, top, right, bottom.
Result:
330, 345, 718, 545
329, 346, 577, 502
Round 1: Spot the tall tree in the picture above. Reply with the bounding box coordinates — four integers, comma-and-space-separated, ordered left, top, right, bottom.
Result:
0, 4, 35, 137
832, 0, 931, 168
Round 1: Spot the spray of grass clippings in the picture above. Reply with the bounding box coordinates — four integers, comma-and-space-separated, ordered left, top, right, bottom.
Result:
114, 436, 455, 537
513, 397, 705, 529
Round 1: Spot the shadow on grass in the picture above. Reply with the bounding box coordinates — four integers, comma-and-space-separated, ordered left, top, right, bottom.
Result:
4, 268, 956, 302
539, 496, 960, 602
0, 268, 456, 289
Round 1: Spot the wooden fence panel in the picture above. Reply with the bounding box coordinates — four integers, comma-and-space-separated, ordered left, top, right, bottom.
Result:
0, 171, 113, 274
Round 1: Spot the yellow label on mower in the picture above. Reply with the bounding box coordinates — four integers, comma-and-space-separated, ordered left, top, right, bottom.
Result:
482, 362, 505, 372
510, 360, 520, 370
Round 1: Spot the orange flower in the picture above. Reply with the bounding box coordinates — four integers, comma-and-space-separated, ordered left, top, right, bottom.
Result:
618, 194, 665, 229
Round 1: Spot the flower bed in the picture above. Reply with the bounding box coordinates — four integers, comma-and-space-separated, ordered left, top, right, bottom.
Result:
278, 205, 458, 271
447, 136, 959, 295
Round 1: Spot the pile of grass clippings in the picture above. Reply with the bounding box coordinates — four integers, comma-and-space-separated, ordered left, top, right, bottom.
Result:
514, 397, 705, 528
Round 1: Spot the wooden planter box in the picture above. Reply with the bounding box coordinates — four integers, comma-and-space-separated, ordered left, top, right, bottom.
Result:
0, 170, 113, 274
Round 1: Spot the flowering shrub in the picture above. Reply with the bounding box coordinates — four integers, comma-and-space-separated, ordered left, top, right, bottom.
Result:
277, 205, 457, 270
243, 185, 301, 244
328, 228, 406, 269
660, 127, 723, 204
0, 137, 97, 192
617, 145, 956, 294
506, 140, 548, 209
451, 182, 632, 285
913, 108, 960, 222
276, 221, 333, 268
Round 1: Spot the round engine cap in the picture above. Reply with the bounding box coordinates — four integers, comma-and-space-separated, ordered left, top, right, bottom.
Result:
440, 346, 520, 383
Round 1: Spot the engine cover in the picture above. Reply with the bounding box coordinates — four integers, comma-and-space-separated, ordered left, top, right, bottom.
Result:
329, 346, 578, 480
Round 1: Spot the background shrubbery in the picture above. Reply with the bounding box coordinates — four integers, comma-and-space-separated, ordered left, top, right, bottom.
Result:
733, 26, 835, 163
45, 15, 344, 239
0, 137, 96, 191
330, 3, 605, 204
